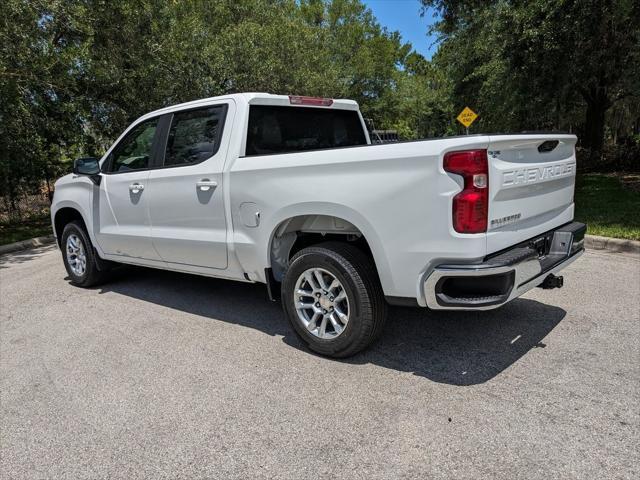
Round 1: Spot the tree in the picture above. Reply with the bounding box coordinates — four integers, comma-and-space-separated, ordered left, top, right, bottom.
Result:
1, 0, 449, 221
422, 0, 640, 158
0, 0, 90, 217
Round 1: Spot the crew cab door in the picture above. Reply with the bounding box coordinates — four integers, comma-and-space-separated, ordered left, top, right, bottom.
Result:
145, 102, 232, 269
95, 117, 162, 260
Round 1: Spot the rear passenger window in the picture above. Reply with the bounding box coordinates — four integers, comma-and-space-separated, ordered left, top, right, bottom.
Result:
163, 106, 226, 166
246, 106, 367, 156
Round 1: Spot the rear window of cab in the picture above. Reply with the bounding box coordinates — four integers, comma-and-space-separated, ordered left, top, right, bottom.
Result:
245, 105, 367, 156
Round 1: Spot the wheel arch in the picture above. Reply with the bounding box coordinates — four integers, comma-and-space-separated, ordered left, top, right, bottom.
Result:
265, 203, 393, 293
52, 203, 91, 247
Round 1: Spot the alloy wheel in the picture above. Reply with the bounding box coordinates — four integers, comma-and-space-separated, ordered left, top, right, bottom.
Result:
293, 267, 350, 339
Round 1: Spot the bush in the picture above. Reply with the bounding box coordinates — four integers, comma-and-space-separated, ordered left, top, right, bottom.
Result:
577, 144, 640, 173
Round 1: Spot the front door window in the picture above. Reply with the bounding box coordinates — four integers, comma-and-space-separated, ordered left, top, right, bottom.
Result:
106, 119, 158, 173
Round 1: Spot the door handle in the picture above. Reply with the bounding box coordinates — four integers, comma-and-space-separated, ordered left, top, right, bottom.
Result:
129, 183, 144, 194
196, 179, 218, 192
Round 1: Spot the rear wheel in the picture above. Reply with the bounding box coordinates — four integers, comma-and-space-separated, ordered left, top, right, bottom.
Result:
281, 242, 387, 358
61, 221, 110, 287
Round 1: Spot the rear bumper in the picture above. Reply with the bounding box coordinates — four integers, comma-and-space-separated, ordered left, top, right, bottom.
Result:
424, 222, 586, 310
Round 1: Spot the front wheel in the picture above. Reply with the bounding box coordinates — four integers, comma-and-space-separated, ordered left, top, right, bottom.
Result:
281, 242, 387, 358
61, 221, 110, 287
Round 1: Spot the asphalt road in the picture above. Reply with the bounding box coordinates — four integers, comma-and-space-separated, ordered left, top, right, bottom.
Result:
1, 246, 638, 479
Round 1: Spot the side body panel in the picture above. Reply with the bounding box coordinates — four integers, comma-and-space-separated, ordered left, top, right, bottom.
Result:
227, 136, 492, 302
50, 175, 97, 246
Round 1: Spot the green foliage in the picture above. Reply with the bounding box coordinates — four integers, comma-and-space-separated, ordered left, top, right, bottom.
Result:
0, 0, 87, 212
574, 174, 640, 240
4, 0, 637, 227
2, 0, 453, 218
422, 0, 640, 149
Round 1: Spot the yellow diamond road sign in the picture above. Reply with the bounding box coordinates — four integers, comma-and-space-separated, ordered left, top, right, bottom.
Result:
457, 107, 478, 128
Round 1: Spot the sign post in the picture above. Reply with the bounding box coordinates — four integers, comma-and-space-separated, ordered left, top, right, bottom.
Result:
456, 107, 478, 134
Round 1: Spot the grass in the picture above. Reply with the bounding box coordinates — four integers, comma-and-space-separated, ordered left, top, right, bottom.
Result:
0, 214, 52, 246
574, 173, 640, 241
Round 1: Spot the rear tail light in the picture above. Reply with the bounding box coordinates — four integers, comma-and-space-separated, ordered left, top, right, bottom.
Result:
443, 149, 488, 233
288, 95, 333, 107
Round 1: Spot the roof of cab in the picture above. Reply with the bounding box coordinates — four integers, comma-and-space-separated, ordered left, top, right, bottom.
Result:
140, 93, 359, 120
241, 93, 359, 110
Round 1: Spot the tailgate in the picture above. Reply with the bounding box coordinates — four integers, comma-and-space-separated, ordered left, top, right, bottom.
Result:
486, 134, 577, 254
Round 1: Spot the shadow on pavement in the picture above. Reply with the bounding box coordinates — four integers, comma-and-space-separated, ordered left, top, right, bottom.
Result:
0, 244, 58, 269
96, 266, 566, 386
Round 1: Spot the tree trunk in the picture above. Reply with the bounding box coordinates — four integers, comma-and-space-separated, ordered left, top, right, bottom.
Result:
8, 181, 19, 221
582, 87, 609, 162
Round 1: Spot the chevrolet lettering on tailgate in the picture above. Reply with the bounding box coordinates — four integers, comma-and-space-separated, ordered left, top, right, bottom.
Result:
502, 161, 576, 187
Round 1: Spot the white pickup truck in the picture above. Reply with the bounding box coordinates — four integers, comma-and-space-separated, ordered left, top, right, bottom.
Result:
52, 93, 585, 357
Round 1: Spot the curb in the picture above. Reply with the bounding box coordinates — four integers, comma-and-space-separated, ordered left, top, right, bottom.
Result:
0, 235, 56, 256
584, 234, 640, 257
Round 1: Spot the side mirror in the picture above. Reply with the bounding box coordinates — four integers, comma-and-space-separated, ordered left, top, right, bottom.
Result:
73, 157, 101, 185
73, 157, 101, 175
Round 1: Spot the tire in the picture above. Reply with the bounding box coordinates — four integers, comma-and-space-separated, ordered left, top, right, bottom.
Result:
281, 242, 387, 358
61, 221, 111, 287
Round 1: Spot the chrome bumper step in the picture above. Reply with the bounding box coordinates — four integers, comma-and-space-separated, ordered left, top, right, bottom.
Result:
424, 222, 586, 310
